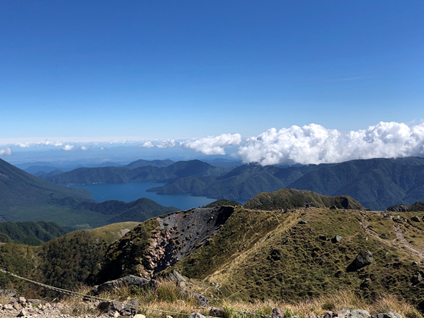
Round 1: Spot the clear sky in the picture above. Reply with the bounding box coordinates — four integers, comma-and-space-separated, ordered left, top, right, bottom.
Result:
1, 1, 424, 165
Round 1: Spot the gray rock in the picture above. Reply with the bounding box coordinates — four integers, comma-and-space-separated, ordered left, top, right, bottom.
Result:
298, 220, 308, 224
192, 293, 209, 307
188, 313, 207, 318
210, 307, 225, 317
338, 308, 351, 318
323, 311, 333, 318
92, 275, 153, 295
350, 309, 370, 318
121, 299, 139, 316
98, 299, 138, 317
272, 307, 285, 318
412, 216, 421, 222
17, 308, 29, 317
169, 270, 186, 283
373, 313, 403, 318
355, 250, 374, 268
332, 235, 342, 243
27, 299, 42, 305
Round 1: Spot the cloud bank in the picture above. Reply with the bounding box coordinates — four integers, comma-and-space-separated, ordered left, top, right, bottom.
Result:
62, 144, 75, 151
3, 122, 424, 166
237, 122, 424, 165
0, 148, 12, 156
181, 133, 242, 155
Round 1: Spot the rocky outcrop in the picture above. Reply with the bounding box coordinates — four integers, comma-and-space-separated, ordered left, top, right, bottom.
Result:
386, 205, 409, 212
92, 275, 157, 295
95, 206, 234, 283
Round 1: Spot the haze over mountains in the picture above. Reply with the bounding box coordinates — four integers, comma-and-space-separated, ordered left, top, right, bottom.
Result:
31, 156, 424, 211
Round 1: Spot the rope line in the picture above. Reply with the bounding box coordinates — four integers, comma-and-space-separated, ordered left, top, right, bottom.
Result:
0, 268, 272, 318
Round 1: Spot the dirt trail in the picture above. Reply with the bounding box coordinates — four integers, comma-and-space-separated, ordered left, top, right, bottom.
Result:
359, 213, 423, 259
392, 222, 424, 259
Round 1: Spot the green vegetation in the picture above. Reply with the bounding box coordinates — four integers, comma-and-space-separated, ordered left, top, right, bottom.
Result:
244, 188, 364, 210
172, 207, 423, 306
46, 160, 228, 185
94, 218, 160, 283
0, 222, 138, 293
0, 221, 67, 246
149, 157, 424, 210
205, 199, 241, 207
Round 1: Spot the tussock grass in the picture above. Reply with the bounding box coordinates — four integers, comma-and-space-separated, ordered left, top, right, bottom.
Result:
57, 282, 422, 318
218, 290, 422, 318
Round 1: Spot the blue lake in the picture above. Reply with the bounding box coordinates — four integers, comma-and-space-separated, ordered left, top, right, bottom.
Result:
70, 181, 216, 210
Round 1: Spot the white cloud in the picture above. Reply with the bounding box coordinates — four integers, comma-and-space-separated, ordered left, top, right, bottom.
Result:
0, 148, 12, 156
80, 146, 91, 151
157, 139, 177, 148
182, 133, 242, 155
139, 141, 154, 148
15, 143, 30, 148
62, 144, 75, 151
237, 122, 424, 165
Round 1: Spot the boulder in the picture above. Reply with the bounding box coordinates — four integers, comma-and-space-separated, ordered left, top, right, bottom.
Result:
188, 313, 207, 318
298, 220, 308, 224
92, 275, 156, 295
412, 216, 421, 222
192, 293, 209, 307
332, 235, 342, 243
354, 250, 374, 268
323, 311, 334, 318
372, 313, 403, 318
210, 307, 225, 317
350, 309, 370, 318
338, 308, 350, 318
272, 307, 285, 318
98, 299, 138, 317
169, 270, 186, 283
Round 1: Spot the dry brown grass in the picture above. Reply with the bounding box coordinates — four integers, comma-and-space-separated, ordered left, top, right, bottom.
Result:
56, 281, 422, 318
218, 290, 422, 318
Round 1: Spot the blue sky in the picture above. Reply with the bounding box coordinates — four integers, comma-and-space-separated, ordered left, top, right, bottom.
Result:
1, 1, 424, 165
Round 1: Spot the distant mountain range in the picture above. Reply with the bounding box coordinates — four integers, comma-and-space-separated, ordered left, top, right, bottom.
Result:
0, 158, 178, 229
3, 156, 424, 224
44, 159, 229, 185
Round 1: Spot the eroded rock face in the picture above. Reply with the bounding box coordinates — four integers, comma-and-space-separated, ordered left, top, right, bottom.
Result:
96, 206, 235, 282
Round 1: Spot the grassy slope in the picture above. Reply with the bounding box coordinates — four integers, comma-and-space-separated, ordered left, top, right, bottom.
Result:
244, 188, 364, 210
173, 206, 424, 306
0, 222, 140, 292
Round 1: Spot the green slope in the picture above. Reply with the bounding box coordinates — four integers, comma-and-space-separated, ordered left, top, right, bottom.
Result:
0, 158, 91, 208
0, 221, 68, 245
45, 160, 228, 185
